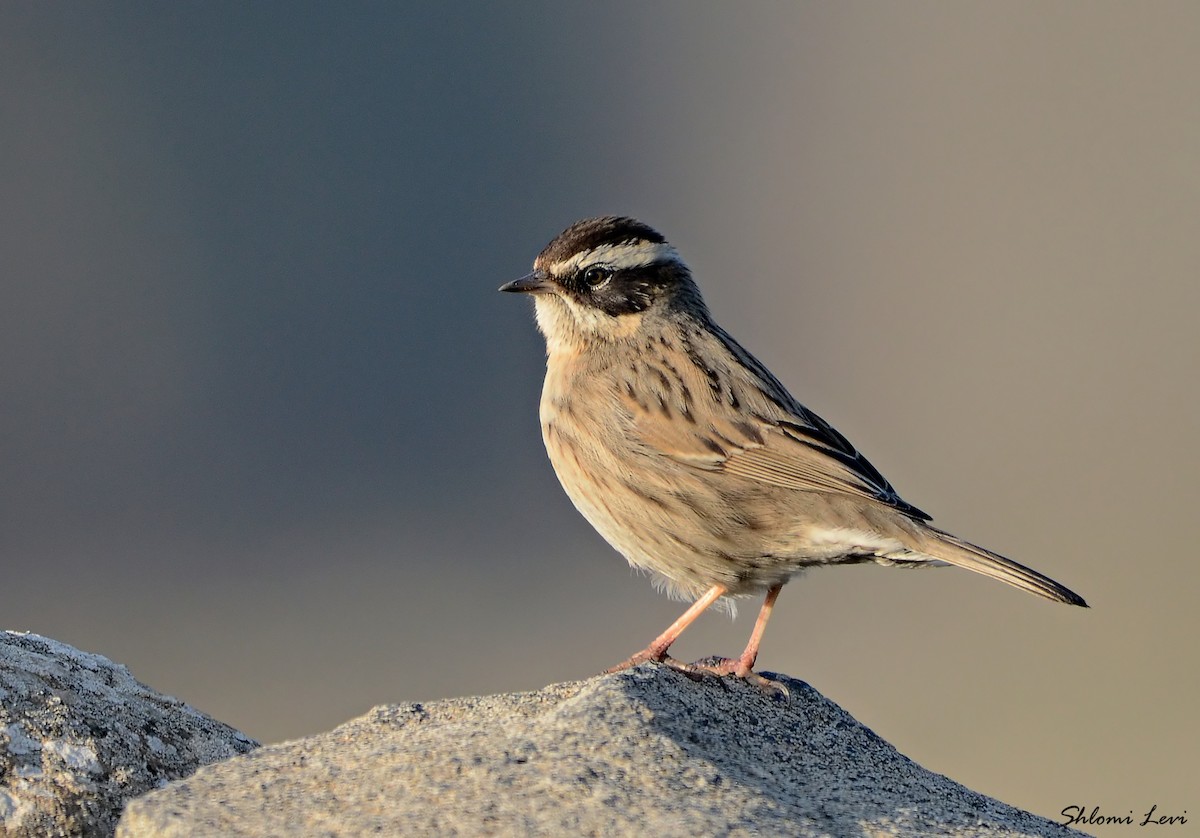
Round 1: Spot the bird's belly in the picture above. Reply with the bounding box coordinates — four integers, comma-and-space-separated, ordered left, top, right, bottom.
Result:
540, 404, 794, 599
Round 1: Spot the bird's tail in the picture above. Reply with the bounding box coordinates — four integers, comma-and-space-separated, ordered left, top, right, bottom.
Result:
913, 525, 1088, 607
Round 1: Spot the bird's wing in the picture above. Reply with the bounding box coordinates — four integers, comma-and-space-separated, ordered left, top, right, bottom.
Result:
624, 322, 931, 521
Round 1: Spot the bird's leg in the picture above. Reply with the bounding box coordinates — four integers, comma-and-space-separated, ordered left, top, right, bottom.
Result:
604, 584, 727, 674
691, 584, 789, 698
734, 583, 782, 675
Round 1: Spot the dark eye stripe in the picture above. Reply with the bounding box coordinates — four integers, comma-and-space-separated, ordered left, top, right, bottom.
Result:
557, 261, 689, 317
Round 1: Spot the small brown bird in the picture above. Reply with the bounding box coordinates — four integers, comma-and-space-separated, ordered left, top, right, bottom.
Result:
502, 216, 1086, 692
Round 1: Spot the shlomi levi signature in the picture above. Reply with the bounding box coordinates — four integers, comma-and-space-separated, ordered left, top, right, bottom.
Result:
1061, 805, 1188, 827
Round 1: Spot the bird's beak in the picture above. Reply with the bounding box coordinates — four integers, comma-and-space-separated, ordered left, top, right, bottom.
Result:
499, 271, 553, 294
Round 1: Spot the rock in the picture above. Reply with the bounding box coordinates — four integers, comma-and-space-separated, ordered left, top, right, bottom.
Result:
0, 631, 257, 838
118, 664, 1078, 837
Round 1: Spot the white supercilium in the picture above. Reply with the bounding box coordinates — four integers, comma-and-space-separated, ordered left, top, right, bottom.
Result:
546, 241, 682, 278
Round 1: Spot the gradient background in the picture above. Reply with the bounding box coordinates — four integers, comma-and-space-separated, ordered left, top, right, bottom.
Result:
3, 3, 1196, 831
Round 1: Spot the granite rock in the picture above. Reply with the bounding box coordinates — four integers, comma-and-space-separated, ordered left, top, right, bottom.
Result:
0, 631, 257, 837
118, 664, 1078, 837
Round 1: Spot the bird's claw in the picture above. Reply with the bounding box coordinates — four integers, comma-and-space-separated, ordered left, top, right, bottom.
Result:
606, 652, 789, 700
687, 655, 791, 700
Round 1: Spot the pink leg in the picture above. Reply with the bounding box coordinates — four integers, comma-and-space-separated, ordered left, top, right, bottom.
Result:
734, 583, 783, 676
604, 584, 727, 673
690, 584, 789, 697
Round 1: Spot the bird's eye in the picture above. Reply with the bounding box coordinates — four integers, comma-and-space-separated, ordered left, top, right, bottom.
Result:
582, 266, 612, 289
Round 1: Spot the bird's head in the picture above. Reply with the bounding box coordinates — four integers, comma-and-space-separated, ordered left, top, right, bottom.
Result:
500, 216, 705, 353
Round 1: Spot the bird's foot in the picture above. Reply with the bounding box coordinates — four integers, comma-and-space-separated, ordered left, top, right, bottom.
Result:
603, 648, 658, 674
686, 655, 791, 700
603, 649, 708, 681
604, 650, 788, 697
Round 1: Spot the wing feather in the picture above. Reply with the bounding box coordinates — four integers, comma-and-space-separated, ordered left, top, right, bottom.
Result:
626, 320, 931, 521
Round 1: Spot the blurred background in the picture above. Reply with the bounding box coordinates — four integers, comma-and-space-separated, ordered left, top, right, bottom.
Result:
3, 3, 1196, 830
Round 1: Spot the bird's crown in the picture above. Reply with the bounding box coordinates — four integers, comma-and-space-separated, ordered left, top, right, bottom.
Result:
534, 216, 681, 279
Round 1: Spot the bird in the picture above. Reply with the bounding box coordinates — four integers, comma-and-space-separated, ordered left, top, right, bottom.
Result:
500, 216, 1086, 693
